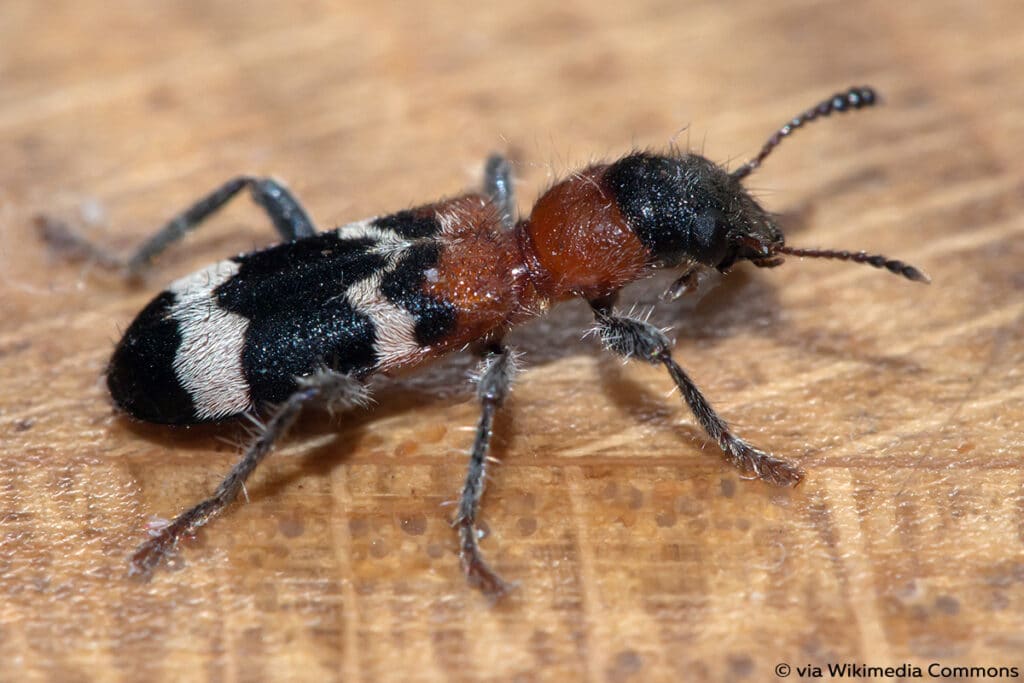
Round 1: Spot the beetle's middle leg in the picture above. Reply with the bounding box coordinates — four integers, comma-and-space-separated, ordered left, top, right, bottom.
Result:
454, 342, 519, 599
483, 154, 516, 231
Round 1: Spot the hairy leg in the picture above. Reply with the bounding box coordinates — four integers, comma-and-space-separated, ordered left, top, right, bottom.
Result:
483, 154, 516, 231
453, 343, 519, 599
38, 176, 316, 278
589, 298, 803, 486
129, 369, 367, 577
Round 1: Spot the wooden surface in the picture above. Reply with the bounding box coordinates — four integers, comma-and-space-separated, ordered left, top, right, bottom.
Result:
2, 1, 1023, 681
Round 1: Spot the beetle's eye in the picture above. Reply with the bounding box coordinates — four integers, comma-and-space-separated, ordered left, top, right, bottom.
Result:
692, 211, 730, 265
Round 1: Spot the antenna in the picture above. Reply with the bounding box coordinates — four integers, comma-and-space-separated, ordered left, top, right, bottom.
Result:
731, 86, 879, 181
776, 245, 930, 283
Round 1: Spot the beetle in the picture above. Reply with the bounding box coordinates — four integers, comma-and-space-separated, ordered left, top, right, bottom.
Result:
40, 86, 927, 598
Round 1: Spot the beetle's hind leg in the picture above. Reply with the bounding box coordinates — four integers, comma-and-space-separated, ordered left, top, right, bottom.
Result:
38, 176, 317, 279
588, 297, 803, 487
128, 369, 368, 578
453, 343, 519, 600
483, 154, 516, 231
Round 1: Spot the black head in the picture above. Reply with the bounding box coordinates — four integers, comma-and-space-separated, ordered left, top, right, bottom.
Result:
604, 151, 782, 271
604, 86, 930, 284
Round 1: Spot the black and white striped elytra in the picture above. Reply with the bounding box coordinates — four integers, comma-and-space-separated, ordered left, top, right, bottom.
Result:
107, 211, 458, 425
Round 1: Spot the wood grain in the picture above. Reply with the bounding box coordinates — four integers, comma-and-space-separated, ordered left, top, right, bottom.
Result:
2, 1, 1022, 681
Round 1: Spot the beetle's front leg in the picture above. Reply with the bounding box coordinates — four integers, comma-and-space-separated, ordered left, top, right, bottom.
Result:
589, 297, 803, 486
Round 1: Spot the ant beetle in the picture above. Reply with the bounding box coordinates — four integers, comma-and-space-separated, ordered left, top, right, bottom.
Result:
40, 86, 928, 599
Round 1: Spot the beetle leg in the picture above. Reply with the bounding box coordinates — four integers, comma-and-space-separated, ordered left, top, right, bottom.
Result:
483, 154, 516, 231
38, 176, 317, 278
453, 343, 519, 600
588, 298, 803, 487
128, 369, 368, 578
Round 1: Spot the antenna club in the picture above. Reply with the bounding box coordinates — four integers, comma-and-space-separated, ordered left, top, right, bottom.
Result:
731, 86, 881, 181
